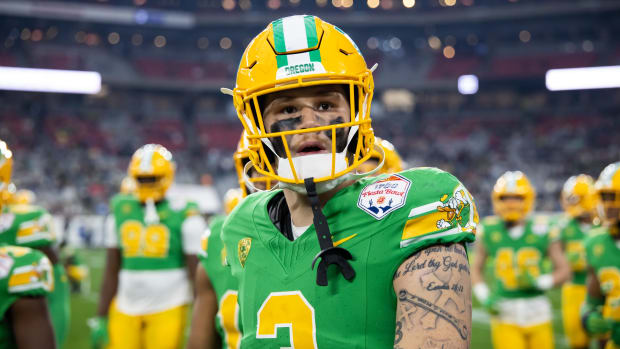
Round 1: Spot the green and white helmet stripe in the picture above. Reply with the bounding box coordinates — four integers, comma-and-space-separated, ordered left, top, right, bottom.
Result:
271, 15, 326, 79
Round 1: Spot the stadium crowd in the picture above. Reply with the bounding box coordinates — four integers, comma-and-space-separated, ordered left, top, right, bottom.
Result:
1, 87, 618, 217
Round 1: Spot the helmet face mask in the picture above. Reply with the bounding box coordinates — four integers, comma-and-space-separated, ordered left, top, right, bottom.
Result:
128, 144, 175, 203
357, 137, 403, 176
234, 132, 274, 197
231, 15, 376, 192
491, 171, 536, 223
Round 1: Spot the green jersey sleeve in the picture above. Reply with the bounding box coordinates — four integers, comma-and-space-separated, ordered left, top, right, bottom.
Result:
394, 168, 478, 254
3, 205, 54, 248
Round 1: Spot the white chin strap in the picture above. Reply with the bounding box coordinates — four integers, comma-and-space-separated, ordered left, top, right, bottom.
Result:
278, 144, 385, 195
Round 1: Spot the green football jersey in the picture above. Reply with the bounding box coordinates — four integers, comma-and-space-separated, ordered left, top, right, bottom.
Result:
584, 227, 620, 337
198, 215, 241, 349
222, 168, 478, 348
550, 215, 591, 285
0, 204, 69, 347
0, 245, 53, 349
0, 204, 53, 248
480, 215, 553, 298
110, 194, 200, 270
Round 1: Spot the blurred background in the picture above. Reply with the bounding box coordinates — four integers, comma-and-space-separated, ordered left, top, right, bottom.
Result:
0, 0, 619, 348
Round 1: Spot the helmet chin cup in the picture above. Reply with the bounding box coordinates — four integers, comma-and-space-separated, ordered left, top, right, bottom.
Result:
277, 144, 385, 195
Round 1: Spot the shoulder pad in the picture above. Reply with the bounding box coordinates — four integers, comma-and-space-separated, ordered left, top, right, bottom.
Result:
0, 246, 53, 294
482, 215, 502, 225
9, 204, 43, 215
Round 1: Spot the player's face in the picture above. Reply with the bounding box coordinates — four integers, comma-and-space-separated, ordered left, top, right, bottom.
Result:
498, 194, 526, 220
600, 191, 620, 223
261, 85, 351, 158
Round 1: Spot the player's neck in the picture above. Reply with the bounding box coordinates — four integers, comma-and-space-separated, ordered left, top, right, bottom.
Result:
283, 179, 354, 227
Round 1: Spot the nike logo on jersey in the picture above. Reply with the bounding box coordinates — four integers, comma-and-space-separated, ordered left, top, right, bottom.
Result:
333, 233, 358, 247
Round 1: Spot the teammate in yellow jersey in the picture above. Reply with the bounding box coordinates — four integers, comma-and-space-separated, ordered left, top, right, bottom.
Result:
551, 174, 598, 349
356, 136, 404, 175
472, 171, 571, 349
187, 132, 273, 349
91, 144, 206, 349
582, 162, 620, 349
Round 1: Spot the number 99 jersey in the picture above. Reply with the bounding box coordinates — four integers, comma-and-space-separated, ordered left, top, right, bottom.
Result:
106, 193, 205, 315
480, 215, 553, 298
222, 168, 478, 348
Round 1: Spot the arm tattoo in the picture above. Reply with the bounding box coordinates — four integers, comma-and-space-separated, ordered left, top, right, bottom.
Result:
398, 289, 468, 339
393, 243, 471, 348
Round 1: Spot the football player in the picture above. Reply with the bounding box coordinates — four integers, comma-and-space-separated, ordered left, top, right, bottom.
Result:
187, 132, 273, 349
91, 144, 206, 349
221, 15, 478, 347
356, 136, 404, 175
582, 162, 620, 349
472, 171, 571, 349
0, 140, 56, 349
0, 140, 70, 348
552, 174, 598, 349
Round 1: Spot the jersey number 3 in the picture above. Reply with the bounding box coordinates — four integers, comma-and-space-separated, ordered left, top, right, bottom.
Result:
120, 221, 170, 258
257, 291, 318, 349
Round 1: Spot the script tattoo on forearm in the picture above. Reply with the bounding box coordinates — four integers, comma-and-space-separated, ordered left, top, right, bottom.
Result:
393, 243, 472, 348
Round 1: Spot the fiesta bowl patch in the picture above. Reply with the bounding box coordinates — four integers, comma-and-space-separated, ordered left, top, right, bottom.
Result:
357, 174, 411, 219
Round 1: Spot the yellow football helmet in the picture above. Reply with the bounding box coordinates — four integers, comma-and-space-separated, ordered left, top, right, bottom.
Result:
234, 131, 273, 197
0, 140, 13, 210
595, 161, 620, 227
228, 15, 376, 191
561, 174, 597, 219
357, 137, 403, 175
120, 176, 137, 195
223, 188, 243, 215
127, 144, 175, 202
492, 171, 536, 222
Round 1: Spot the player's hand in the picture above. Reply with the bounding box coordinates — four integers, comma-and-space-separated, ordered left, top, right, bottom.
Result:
516, 270, 536, 289
482, 295, 500, 316
584, 311, 612, 335
87, 316, 109, 349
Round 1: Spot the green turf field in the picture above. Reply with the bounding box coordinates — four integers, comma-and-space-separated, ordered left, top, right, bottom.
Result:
64, 248, 572, 349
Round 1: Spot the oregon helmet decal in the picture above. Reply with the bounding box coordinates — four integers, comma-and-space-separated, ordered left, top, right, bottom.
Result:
128, 144, 175, 202
595, 162, 620, 228
227, 15, 376, 193
491, 171, 536, 222
561, 174, 597, 219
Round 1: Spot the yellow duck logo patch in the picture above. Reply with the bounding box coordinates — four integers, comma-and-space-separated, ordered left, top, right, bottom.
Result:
238, 238, 252, 268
